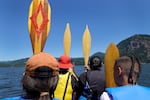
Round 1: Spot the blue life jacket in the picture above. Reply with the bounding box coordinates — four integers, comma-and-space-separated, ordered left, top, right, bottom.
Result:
106, 85, 150, 100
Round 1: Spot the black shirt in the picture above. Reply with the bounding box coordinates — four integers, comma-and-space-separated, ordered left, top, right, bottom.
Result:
77, 70, 105, 99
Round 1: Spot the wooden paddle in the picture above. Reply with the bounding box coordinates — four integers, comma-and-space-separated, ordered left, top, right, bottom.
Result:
28, 0, 51, 54
104, 43, 120, 88
63, 23, 78, 80
64, 23, 71, 56
82, 25, 91, 72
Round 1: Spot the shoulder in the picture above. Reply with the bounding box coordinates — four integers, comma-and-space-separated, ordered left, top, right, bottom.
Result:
79, 72, 86, 77
88, 70, 104, 75
78, 72, 87, 84
79, 72, 86, 79
87, 70, 105, 80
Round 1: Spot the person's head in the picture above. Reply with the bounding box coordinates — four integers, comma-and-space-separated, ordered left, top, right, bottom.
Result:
58, 55, 73, 72
89, 55, 102, 70
22, 52, 59, 100
114, 55, 141, 86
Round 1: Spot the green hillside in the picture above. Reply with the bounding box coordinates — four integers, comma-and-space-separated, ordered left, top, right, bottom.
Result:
0, 58, 27, 67
117, 34, 150, 63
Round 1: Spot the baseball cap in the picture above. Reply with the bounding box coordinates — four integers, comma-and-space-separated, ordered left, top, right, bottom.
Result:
25, 52, 58, 76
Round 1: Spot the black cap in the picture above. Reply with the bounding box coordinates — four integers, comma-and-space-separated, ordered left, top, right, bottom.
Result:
89, 55, 102, 69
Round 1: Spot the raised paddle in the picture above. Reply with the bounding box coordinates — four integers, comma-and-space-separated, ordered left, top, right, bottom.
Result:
28, 0, 51, 54
64, 23, 71, 56
82, 25, 91, 72
104, 43, 120, 88
63, 23, 78, 80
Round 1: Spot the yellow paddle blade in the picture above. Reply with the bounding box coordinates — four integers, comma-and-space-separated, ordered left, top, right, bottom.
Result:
28, 0, 51, 54
104, 43, 120, 88
63, 24, 78, 80
82, 25, 91, 66
64, 23, 71, 56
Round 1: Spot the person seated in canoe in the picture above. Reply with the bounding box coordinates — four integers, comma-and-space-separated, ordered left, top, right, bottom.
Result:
100, 55, 150, 100
53, 55, 78, 100
2, 52, 59, 100
23, 52, 59, 100
77, 53, 105, 100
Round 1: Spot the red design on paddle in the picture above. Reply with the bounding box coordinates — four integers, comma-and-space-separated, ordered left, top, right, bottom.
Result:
30, 1, 49, 39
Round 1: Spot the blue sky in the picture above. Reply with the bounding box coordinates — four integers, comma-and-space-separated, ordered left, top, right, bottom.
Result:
0, 0, 150, 61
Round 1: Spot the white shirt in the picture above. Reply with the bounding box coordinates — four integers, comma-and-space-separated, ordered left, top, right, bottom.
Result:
100, 92, 111, 100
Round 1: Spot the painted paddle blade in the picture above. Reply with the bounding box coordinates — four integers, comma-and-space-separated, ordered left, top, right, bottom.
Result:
82, 25, 91, 67
104, 43, 120, 88
28, 0, 51, 54
64, 23, 71, 56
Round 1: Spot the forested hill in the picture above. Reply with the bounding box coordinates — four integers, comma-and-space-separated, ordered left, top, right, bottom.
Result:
0, 52, 105, 67
0, 34, 149, 67
117, 34, 150, 63
0, 58, 28, 67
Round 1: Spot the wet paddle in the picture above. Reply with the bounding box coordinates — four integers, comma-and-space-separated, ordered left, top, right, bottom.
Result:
28, 0, 51, 54
104, 43, 120, 88
82, 25, 91, 72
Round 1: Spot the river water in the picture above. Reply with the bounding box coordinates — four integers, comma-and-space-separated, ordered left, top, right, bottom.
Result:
0, 64, 150, 99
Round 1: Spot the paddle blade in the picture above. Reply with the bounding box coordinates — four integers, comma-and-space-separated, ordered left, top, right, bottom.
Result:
28, 0, 51, 54
104, 43, 120, 88
82, 25, 91, 66
64, 23, 71, 56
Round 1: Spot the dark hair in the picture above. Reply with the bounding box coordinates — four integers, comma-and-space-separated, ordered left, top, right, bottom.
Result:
127, 55, 141, 84
89, 56, 102, 70
22, 66, 58, 100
